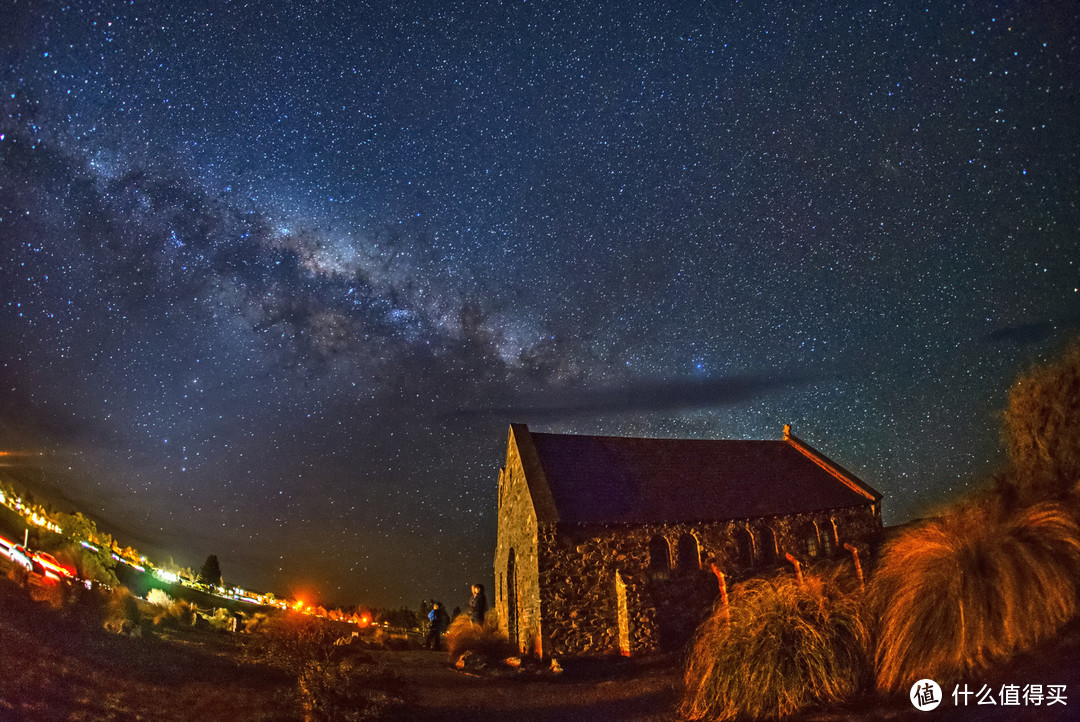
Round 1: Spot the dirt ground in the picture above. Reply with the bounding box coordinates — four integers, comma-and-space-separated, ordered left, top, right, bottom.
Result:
0, 570, 679, 721
376, 650, 679, 721
2, 565, 1079, 721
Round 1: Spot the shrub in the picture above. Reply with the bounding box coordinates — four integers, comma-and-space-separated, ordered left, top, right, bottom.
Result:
870, 496, 1080, 691
153, 598, 197, 628
103, 586, 142, 635
680, 567, 868, 720
208, 606, 237, 631
146, 588, 173, 607
26, 575, 68, 610
5, 563, 30, 587
444, 610, 510, 661
243, 611, 269, 633
246, 613, 395, 720
1002, 340, 1080, 504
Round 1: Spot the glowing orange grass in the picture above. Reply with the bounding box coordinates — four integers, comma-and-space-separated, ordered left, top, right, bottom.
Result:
869, 499, 1080, 691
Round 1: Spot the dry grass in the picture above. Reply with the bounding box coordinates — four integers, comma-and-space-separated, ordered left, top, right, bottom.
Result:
103, 585, 143, 634
153, 597, 199, 628
680, 566, 869, 720
1001, 339, 1080, 503
870, 496, 1080, 691
443, 610, 511, 661
147, 588, 173, 607
246, 612, 395, 720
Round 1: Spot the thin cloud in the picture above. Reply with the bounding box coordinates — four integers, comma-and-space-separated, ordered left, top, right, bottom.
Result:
448, 372, 824, 423
984, 316, 1080, 346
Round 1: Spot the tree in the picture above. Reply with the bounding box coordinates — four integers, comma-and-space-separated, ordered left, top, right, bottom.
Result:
1002, 339, 1080, 503
197, 554, 223, 587
378, 606, 419, 630
51, 510, 118, 585
55, 511, 97, 542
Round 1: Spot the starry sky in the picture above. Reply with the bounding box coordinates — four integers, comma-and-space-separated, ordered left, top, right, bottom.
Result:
1, 0, 1077, 608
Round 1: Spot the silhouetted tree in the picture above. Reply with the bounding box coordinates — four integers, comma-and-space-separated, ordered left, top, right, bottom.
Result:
197, 554, 223, 587
378, 606, 419, 630
1002, 339, 1080, 503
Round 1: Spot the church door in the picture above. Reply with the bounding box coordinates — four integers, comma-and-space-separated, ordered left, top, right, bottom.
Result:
506, 549, 518, 651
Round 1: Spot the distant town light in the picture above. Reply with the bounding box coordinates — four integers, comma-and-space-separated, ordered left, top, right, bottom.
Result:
154, 569, 180, 583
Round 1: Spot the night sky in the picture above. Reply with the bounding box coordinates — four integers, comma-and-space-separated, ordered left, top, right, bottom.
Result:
1, 1, 1077, 609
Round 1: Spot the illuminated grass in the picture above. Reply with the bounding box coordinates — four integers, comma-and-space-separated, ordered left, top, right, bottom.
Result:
153, 597, 197, 628
1002, 340, 1080, 503
444, 611, 510, 661
680, 567, 869, 720
870, 497, 1080, 691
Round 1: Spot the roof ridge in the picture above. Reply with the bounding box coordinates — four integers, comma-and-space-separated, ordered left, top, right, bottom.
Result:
782, 425, 880, 502
529, 430, 782, 445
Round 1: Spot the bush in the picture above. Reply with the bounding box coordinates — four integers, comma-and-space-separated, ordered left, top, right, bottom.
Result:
680, 567, 868, 720
870, 496, 1080, 691
208, 607, 237, 631
26, 575, 69, 610
242, 611, 270, 633
146, 588, 173, 607
1002, 340, 1080, 504
103, 586, 142, 635
444, 610, 510, 661
152, 598, 198, 628
246, 613, 396, 720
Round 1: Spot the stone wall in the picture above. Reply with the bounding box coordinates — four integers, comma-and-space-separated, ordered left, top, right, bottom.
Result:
532, 503, 882, 656
492, 433, 543, 655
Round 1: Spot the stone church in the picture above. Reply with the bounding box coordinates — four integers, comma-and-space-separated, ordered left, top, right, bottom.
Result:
493, 423, 882, 657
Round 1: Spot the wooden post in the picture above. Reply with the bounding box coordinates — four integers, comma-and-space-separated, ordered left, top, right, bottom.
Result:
785, 552, 803, 586
843, 543, 864, 590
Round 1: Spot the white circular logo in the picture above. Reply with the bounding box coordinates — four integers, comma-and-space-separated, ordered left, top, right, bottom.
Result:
910, 678, 942, 711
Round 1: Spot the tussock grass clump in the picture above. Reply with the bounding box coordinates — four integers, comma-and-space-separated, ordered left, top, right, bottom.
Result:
444, 611, 510, 661
208, 606, 237, 631
146, 588, 173, 607
103, 586, 142, 635
243, 611, 270, 633
870, 497, 1080, 691
247, 612, 395, 720
1001, 340, 1080, 504
681, 567, 869, 720
153, 598, 198, 628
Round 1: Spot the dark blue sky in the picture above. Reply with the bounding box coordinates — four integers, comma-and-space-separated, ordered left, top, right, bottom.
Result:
1, 0, 1077, 607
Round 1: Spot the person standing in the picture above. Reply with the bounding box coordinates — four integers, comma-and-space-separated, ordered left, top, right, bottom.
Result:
424, 601, 450, 650
468, 583, 487, 626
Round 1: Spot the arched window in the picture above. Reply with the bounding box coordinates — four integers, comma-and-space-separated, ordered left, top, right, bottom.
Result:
815, 520, 833, 556
677, 533, 700, 571
736, 527, 755, 568
506, 549, 518, 650
763, 527, 779, 563
648, 536, 671, 580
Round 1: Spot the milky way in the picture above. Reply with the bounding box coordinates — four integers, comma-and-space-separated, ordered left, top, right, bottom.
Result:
1, 0, 1077, 607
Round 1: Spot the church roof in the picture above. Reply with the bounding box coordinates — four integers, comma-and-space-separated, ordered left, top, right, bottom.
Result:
511, 424, 880, 525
